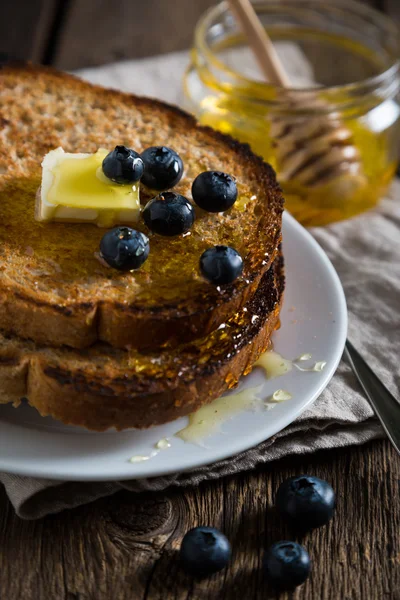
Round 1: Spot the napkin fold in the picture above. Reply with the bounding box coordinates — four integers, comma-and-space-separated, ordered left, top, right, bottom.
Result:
1, 53, 399, 519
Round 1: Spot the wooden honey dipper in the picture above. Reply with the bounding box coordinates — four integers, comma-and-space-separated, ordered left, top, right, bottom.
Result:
227, 0, 367, 194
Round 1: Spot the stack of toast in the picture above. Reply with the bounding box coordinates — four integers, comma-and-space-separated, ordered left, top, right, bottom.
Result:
0, 64, 284, 431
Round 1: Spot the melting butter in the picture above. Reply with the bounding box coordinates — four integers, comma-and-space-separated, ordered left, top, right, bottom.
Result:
254, 351, 293, 379
176, 385, 264, 444
38, 147, 141, 227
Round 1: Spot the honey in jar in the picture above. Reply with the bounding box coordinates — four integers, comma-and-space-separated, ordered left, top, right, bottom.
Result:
184, 0, 400, 226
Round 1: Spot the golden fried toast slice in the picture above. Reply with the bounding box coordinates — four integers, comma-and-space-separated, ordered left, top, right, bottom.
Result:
0, 64, 284, 350
0, 253, 284, 431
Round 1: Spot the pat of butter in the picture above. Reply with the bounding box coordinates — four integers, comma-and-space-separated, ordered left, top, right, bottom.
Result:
36, 147, 141, 227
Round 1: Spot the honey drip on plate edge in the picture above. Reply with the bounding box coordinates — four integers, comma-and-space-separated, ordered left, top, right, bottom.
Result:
128, 350, 326, 459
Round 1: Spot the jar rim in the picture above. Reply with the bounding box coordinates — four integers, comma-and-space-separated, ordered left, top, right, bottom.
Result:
194, 0, 400, 102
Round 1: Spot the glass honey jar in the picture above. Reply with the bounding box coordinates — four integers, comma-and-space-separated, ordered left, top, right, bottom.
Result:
183, 0, 400, 226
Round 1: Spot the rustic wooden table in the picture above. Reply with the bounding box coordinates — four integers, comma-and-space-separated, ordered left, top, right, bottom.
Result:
1, 438, 398, 599
1, 4, 398, 597
1, 0, 398, 70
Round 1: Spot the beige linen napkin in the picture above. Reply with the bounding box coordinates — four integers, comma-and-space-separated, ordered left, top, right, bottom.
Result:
1, 53, 399, 519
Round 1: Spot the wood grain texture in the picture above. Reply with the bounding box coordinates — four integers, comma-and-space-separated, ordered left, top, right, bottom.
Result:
52, 0, 397, 71
0, 0, 58, 63
0, 0, 397, 68
383, 0, 400, 19
0, 440, 399, 599
52, 0, 217, 70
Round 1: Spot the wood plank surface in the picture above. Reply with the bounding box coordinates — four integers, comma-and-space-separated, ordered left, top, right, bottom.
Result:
384, 0, 400, 19
0, 0, 58, 63
52, 0, 217, 70
52, 0, 395, 71
0, 439, 399, 599
0, 0, 397, 68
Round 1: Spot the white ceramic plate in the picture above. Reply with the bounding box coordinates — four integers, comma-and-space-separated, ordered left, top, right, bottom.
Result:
0, 212, 347, 481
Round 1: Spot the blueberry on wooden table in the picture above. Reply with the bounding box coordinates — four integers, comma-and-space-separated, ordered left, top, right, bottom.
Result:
264, 541, 311, 589
276, 475, 335, 530
180, 526, 231, 577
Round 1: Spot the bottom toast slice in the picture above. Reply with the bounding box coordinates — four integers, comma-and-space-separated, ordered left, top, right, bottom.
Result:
0, 254, 284, 431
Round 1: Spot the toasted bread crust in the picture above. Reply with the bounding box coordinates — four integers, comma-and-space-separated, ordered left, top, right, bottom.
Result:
0, 63, 284, 350
0, 254, 284, 430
